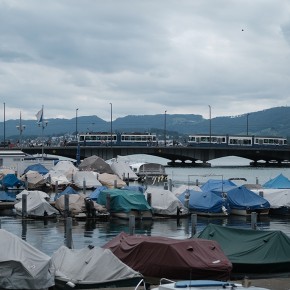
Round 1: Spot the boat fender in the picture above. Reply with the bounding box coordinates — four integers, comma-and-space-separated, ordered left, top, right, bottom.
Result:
66, 281, 76, 288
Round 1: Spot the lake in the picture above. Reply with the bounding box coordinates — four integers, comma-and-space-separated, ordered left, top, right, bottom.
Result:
1, 155, 290, 256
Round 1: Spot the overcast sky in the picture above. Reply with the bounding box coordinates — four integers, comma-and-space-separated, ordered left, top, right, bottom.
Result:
1, 0, 290, 121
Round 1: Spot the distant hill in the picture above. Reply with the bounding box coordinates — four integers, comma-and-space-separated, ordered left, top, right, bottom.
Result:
1, 106, 290, 141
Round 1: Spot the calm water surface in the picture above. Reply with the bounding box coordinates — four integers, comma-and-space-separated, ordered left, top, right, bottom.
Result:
1, 156, 290, 256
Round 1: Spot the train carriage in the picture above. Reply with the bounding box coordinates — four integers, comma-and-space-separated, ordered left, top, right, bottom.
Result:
78, 132, 157, 146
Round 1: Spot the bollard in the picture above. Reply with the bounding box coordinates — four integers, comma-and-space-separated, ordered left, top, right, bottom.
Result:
251, 212, 257, 230
259, 191, 264, 197
65, 217, 73, 249
147, 192, 152, 206
168, 179, 172, 191
83, 178, 86, 195
164, 182, 168, 190
25, 175, 28, 190
22, 194, 27, 218
191, 214, 197, 237
64, 194, 70, 218
256, 177, 259, 185
184, 191, 190, 208
196, 179, 199, 186
55, 180, 59, 193
129, 215, 135, 235
114, 180, 117, 188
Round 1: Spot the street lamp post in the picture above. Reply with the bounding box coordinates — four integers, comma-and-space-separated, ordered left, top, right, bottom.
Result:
164, 110, 167, 146
208, 105, 212, 144
76, 108, 79, 142
110, 103, 113, 148
3, 102, 5, 148
37, 105, 48, 159
16, 111, 26, 149
246, 113, 250, 136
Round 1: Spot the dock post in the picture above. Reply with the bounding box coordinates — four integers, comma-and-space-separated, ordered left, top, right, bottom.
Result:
147, 192, 152, 206
65, 217, 73, 249
114, 180, 117, 188
64, 194, 70, 218
55, 180, 59, 193
22, 194, 27, 218
191, 214, 197, 237
196, 179, 199, 186
251, 212, 257, 230
83, 178, 86, 195
184, 191, 190, 208
129, 215, 135, 235
256, 177, 259, 185
168, 179, 172, 191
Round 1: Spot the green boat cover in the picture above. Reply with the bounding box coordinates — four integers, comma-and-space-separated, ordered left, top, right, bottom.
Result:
98, 189, 152, 213
197, 223, 290, 274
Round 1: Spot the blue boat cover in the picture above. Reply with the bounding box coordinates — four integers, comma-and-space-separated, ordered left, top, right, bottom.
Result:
98, 189, 151, 213
122, 185, 146, 193
175, 280, 231, 288
89, 186, 108, 201
227, 185, 270, 210
263, 173, 290, 189
54, 186, 78, 201
0, 191, 16, 201
23, 163, 49, 175
200, 179, 237, 196
178, 190, 230, 214
1, 174, 25, 188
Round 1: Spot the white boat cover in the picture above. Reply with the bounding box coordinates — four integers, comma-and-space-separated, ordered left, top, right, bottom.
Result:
252, 188, 290, 208
98, 173, 127, 188
73, 171, 102, 189
52, 160, 79, 181
110, 159, 138, 181
44, 169, 71, 186
20, 170, 46, 189
14, 191, 59, 217
145, 188, 189, 216
16, 189, 50, 200
0, 229, 55, 289
51, 245, 142, 284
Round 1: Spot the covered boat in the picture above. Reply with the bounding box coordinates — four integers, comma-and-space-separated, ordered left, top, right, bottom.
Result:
103, 232, 232, 280
226, 185, 270, 216
97, 189, 152, 219
14, 190, 59, 218
0, 173, 25, 190
197, 223, 290, 276
73, 171, 102, 189
252, 188, 290, 216
0, 229, 55, 289
200, 179, 237, 196
23, 163, 49, 175
78, 155, 114, 174
20, 170, 47, 189
110, 158, 139, 181
177, 189, 229, 216
51, 245, 143, 289
97, 173, 126, 188
262, 173, 290, 189
151, 279, 270, 290
144, 188, 189, 217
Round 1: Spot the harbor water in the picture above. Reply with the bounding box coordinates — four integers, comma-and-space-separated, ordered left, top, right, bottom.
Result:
1, 156, 290, 257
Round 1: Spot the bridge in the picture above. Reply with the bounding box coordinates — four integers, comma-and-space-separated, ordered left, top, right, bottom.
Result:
20, 145, 290, 166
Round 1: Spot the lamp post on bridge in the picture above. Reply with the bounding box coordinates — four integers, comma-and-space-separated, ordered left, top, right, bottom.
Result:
246, 113, 249, 136
110, 103, 113, 148
164, 110, 167, 146
75, 108, 79, 142
16, 111, 26, 149
208, 105, 212, 144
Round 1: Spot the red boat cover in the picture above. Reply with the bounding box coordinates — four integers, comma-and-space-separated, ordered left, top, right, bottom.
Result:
103, 232, 232, 280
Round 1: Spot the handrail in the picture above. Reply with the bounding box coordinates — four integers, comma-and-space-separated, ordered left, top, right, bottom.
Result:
135, 279, 146, 290
159, 278, 175, 285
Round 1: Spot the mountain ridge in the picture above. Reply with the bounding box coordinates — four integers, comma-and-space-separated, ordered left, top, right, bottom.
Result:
1, 106, 290, 141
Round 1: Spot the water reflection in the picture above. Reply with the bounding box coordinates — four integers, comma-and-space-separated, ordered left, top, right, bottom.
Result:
0, 214, 289, 256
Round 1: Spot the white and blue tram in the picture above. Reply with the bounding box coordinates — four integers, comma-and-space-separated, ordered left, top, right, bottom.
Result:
188, 134, 288, 147
78, 132, 157, 146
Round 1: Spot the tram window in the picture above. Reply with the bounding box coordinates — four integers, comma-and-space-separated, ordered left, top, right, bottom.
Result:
79, 136, 85, 141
